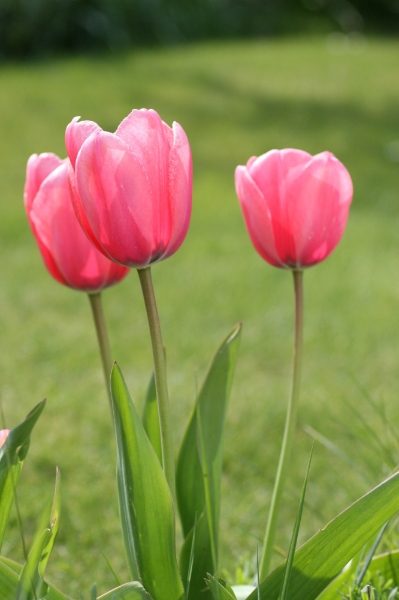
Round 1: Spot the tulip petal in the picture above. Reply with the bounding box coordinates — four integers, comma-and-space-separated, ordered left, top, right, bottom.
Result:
67, 160, 106, 256
248, 150, 313, 265
24, 153, 63, 213
235, 165, 283, 267
116, 109, 172, 244
31, 162, 127, 291
162, 122, 193, 258
284, 151, 353, 266
65, 116, 102, 168
76, 131, 156, 266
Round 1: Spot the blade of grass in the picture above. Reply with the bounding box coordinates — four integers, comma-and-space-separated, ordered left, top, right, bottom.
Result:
279, 446, 313, 600
249, 470, 399, 600
355, 523, 389, 587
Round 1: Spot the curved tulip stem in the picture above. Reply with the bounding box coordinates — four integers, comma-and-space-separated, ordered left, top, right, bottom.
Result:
88, 292, 113, 404
137, 267, 175, 497
259, 269, 304, 580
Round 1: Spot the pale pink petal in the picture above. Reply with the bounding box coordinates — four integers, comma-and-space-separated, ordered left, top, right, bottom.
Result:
116, 109, 170, 240
24, 153, 63, 213
31, 162, 128, 290
76, 131, 156, 266
246, 156, 257, 169
65, 116, 102, 168
248, 151, 302, 265
235, 166, 283, 267
284, 151, 353, 266
162, 122, 193, 258
67, 160, 105, 255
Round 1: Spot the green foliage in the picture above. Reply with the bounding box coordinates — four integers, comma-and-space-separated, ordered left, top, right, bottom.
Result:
0, 401, 45, 550
98, 582, 153, 599
249, 472, 399, 599
206, 575, 237, 599
279, 449, 313, 600
177, 324, 241, 599
346, 584, 399, 599
16, 468, 61, 599
0, 557, 68, 600
142, 374, 162, 464
323, 551, 399, 600
110, 363, 183, 600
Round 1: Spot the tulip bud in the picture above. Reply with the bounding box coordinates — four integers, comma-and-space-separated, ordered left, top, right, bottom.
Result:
235, 149, 353, 269
66, 108, 193, 268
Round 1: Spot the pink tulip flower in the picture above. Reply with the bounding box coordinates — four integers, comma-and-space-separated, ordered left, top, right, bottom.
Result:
65, 108, 193, 268
235, 149, 353, 268
0, 429, 10, 448
24, 153, 129, 291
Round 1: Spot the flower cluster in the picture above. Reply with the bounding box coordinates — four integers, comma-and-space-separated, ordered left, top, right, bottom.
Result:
25, 108, 193, 290
25, 107, 352, 295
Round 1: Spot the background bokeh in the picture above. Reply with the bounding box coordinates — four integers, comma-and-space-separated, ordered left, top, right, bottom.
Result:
1, 0, 399, 58
1, 1, 399, 597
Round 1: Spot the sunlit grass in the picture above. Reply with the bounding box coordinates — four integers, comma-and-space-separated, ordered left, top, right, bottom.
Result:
1, 35, 399, 595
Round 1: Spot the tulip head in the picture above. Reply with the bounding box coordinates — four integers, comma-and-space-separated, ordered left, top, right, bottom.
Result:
0, 429, 10, 448
65, 108, 193, 268
235, 149, 353, 269
24, 154, 129, 292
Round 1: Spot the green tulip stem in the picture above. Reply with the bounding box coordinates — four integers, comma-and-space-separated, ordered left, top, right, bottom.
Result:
260, 269, 304, 580
138, 266, 175, 496
88, 292, 113, 404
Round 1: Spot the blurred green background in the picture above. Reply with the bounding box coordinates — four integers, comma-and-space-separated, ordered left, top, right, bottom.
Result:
1, 0, 399, 597
1, 0, 398, 59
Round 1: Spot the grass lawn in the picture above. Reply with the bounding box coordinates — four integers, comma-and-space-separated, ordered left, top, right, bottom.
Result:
1, 35, 399, 596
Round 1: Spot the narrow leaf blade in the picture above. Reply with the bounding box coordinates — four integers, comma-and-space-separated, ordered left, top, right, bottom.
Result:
0, 400, 46, 548
16, 468, 61, 600
0, 557, 69, 600
142, 374, 162, 464
279, 448, 313, 599
177, 325, 241, 599
111, 363, 183, 600
177, 324, 241, 536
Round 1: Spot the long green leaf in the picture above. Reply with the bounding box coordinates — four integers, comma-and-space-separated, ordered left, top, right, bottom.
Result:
110, 363, 183, 600
249, 471, 399, 600
98, 582, 153, 599
0, 557, 68, 600
180, 512, 213, 599
142, 374, 162, 464
177, 325, 241, 598
0, 400, 46, 548
16, 467, 61, 600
